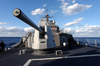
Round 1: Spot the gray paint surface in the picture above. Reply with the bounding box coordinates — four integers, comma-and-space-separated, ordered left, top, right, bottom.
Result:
0, 45, 100, 66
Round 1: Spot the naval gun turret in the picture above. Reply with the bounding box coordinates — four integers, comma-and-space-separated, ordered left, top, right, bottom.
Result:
13, 9, 56, 54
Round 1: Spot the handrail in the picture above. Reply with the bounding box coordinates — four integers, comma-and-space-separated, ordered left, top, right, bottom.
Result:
19, 33, 31, 49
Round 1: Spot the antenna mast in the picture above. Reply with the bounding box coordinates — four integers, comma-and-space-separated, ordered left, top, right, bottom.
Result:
46, 9, 48, 15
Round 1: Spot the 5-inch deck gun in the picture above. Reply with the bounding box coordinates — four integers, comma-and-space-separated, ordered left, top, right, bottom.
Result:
13, 8, 56, 54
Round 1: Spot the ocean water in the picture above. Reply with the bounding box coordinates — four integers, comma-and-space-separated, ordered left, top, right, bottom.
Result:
74, 37, 100, 47
0, 37, 100, 48
74, 37, 100, 44
0, 37, 21, 48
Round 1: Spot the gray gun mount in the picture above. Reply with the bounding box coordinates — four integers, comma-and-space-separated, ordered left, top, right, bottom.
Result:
13, 8, 44, 34
13, 8, 56, 55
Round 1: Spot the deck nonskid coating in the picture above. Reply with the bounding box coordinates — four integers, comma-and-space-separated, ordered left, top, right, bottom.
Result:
0, 45, 100, 66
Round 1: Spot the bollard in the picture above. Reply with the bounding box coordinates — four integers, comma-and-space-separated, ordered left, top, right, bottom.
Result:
19, 50, 22, 55
22, 49, 25, 54
22, 49, 27, 54
55, 50, 63, 55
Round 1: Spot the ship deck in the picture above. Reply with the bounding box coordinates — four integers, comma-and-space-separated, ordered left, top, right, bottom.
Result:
0, 44, 100, 66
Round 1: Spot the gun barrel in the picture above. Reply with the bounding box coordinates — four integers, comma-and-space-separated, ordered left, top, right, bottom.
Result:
13, 8, 44, 33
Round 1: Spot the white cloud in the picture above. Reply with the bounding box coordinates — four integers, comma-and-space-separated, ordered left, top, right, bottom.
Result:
63, 25, 100, 37
0, 27, 35, 37
0, 27, 24, 32
66, 3, 92, 15
50, 10, 58, 14
60, 0, 92, 15
31, 8, 45, 15
43, 4, 47, 7
0, 27, 25, 37
72, 0, 75, 3
1, 25, 100, 37
24, 27, 35, 32
0, 22, 7, 25
63, 17, 84, 27
60, 1, 69, 8
64, 28, 75, 34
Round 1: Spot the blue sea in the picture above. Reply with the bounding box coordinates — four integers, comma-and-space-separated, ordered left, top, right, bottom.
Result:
0, 37, 100, 48
74, 37, 100, 48
0, 37, 21, 48
74, 37, 100, 44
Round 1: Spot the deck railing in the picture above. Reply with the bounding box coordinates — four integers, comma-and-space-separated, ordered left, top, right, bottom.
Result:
4, 42, 20, 51
75, 39, 100, 48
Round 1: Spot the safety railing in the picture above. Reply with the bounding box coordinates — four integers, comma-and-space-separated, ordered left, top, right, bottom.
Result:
4, 42, 19, 51
75, 39, 100, 48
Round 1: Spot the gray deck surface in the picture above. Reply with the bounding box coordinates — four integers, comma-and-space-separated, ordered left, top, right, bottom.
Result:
0, 45, 100, 66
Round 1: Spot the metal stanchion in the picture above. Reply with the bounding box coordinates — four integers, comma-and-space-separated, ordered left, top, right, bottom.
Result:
85, 43, 88, 47
5, 48, 7, 51
77, 39, 79, 45
94, 40, 97, 47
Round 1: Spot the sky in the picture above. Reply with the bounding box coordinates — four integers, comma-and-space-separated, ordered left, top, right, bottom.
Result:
0, 0, 100, 37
